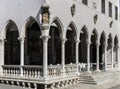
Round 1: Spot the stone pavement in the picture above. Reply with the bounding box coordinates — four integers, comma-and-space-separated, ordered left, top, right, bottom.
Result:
60, 80, 120, 89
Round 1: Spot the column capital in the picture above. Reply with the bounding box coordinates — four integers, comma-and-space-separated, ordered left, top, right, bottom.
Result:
40, 35, 50, 42
18, 37, 25, 44
75, 40, 80, 43
95, 42, 100, 46
86, 41, 90, 45
0, 38, 5, 45
61, 38, 67, 44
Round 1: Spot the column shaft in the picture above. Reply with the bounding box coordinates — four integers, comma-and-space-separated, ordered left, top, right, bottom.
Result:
87, 42, 90, 72
61, 38, 66, 75
42, 36, 49, 79
20, 39, 24, 76
0, 40, 4, 75
75, 40, 80, 74
111, 46, 114, 69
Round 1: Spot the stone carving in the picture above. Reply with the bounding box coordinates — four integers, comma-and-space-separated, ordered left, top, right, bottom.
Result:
71, 4, 76, 17
41, 3, 50, 24
93, 14, 98, 24
42, 11, 49, 24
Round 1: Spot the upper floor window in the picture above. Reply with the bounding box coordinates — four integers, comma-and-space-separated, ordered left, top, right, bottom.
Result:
82, 0, 88, 5
115, 6, 118, 20
109, 2, 112, 17
101, 0, 105, 13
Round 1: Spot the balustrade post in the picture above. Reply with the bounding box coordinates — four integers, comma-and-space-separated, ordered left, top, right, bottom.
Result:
75, 40, 80, 75
61, 38, 66, 76
19, 37, 25, 77
41, 35, 50, 79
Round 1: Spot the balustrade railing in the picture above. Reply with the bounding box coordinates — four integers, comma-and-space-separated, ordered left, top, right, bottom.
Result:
65, 64, 77, 75
2, 65, 20, 77
48, 65, 63, 78
78, 63, 87, 72
2, 64, 78, 79
22, 65, 43, 79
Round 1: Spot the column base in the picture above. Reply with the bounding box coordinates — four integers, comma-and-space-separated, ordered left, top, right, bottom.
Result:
95, 69, 100, 72
76, 72, 80, 76
86, 70, 91, 73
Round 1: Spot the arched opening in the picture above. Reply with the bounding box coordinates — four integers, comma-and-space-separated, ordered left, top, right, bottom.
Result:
113, 35, 118, 67
90, 29, 98, 71
79, 27, 88, 62
107, 34, 112, 68
79, 26, 88, 72
24, 21, 43, 65
4, 21, 20, 65
99, 32, 106, 70
48, 20, 62, 65
65, 24, 76, 64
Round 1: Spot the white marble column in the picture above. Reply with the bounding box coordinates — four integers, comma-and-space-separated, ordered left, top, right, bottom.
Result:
61, 38, 66, 75
87, 42, 91, 73
41, 35, 50, 79
96, 43, 100, 72
19, 38, 24, 76
75, 40, 80, 74
0, 39, 4, 76
111, 45, 114, 69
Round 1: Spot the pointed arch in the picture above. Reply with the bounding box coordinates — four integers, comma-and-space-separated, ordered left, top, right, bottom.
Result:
91, 29, 99, 42
65, 21, 77, 64
90, 29, 99, 70
50, 17, 64, 38
100, 31, 106, 43
48, 17, 63, 65
2, 19, 20, 65
80, 25, 89, 42
20, 16, 41, 39
99, 31, 106, 70
66, 21, 77, 39
1, 19, 20, 39
22, 16, 43, 65
107, 33, 113, 45
114, 35, 118, 46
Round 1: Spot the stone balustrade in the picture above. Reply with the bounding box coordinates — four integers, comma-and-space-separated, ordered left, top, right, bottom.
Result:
22, 65, 43, 79
79, 63, 87, 72
2, 65, 20, 76
48, 65, 63, 78
2, 64, 78, 79
65, 64, 77, 75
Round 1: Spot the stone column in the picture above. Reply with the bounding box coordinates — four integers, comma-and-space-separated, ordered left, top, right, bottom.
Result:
19, 38, 24, 76
75, 40, 80, 74
41, 35, 50, 79
87, 42, 91, 73
61, 38, 67, 76
0, 39, 4, 76
96, 43, 100, 72
111, 45, 114, 69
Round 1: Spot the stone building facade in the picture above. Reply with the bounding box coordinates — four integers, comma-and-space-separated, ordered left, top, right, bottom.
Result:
0, 0, 119, 89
